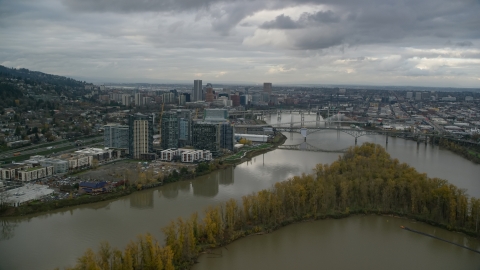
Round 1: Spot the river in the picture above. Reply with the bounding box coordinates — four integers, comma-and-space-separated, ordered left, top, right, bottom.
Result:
1, 113, 480, 270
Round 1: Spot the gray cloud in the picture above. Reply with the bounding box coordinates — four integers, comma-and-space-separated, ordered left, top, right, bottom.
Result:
0, 0, 479, 87
253, 0, 480, 50
456, 41, 474, 47
299, 10, 339, 24
260, 14, 303, 29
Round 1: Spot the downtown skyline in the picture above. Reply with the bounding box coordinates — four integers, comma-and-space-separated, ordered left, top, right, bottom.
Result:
0, 0, 479, 88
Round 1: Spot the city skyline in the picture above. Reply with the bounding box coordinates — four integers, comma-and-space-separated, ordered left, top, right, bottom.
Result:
0, 0, 479, 88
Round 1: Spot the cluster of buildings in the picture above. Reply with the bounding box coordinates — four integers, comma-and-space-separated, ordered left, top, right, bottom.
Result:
104, 108, 236, 161
91, 81, 278, 109
0, 148, 120, 183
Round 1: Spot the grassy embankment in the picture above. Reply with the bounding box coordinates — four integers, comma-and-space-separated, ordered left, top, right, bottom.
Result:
434, 137, 480, 164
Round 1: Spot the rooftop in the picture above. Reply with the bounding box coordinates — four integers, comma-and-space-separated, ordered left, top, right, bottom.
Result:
4, 184, 54, 204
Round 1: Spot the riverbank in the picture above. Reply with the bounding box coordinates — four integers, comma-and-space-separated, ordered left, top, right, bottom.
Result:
435, 137, 480, 164
0, 133, 287, 217
63, 143, 480, 270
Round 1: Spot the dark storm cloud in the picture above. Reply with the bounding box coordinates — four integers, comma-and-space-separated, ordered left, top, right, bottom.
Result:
299, 10, 339, 24
260, 14, 303, 29
273, 0, 480, 50
60, 0, 480, 41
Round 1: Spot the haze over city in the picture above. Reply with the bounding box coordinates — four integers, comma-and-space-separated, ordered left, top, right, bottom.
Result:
1, 0, 479, 87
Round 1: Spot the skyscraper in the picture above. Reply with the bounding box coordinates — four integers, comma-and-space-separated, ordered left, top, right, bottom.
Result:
263, 82, 272, 93
161, 111, 179, 150
205, 83, 214, 102
193, 80, 203, 101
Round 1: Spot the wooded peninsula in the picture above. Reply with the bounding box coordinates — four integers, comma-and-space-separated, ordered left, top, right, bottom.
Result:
59, 143, 478, 270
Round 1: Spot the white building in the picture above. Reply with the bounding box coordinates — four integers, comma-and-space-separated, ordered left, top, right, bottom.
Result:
160, 149, 176, 161
235, 134, 269, 143
160, 148, 212, 163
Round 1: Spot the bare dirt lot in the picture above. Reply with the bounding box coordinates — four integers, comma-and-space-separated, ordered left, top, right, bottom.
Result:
76, 160, 197, 182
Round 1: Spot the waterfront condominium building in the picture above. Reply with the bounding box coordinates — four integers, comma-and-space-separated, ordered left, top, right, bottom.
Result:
104, 123, 129, 150
192, 120, 234, 156
128, 113, 154, 159
193, 80, 203, 101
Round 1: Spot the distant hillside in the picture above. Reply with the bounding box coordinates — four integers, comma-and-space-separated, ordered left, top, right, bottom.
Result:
0, 65, 85, 88
0, 65, 89, 112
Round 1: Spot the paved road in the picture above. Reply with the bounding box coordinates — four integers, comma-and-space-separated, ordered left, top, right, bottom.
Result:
0, 136, 103, 159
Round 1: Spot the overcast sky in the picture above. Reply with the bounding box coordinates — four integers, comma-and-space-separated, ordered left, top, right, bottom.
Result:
1, 0, 479, 87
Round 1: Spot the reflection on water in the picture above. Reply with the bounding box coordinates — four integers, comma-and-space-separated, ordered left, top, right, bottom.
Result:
130, 190, 154, 209
193, 174, 219, 197
218, 167, 234, 186
1, 113, 480, 270
193, 216, 480, 270
0, 218, 17, 241
160, 183, 180, 199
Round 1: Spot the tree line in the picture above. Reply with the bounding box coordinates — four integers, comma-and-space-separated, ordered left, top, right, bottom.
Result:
60, 143, 479, 269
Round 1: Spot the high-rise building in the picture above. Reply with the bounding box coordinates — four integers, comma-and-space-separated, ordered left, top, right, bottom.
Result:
193, 80, 203, 101
129, 113, 154, 159
161, 112, 179, 150
231, 94, 240, 107
191, 121, 234, 156
205, 83, 214, 102
192, 122, 220, 156
135, 93, 143, 106
104, 124, 129, 150
263, 83, 272, 93
176, 110, 192, 147
121, 94, 131, 106
219, 122, 234, 151
240, 95, 247, 106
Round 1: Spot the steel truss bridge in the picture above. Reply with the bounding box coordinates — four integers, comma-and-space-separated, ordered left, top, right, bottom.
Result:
236, 121, 441, 150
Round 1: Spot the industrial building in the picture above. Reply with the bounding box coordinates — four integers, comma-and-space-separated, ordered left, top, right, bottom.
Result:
4, 184, 55, 207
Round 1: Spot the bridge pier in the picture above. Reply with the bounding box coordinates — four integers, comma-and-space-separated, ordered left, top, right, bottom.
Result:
355, 137, 357, 145
386, 135, 388, 144
425, 135, 428, 145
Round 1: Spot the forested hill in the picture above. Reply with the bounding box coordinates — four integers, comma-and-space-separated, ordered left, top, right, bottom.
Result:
0, 65, 89, 112
0, 65, 85, 88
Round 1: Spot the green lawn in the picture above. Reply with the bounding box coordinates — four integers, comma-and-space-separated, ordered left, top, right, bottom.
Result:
225, 144, 271, 161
